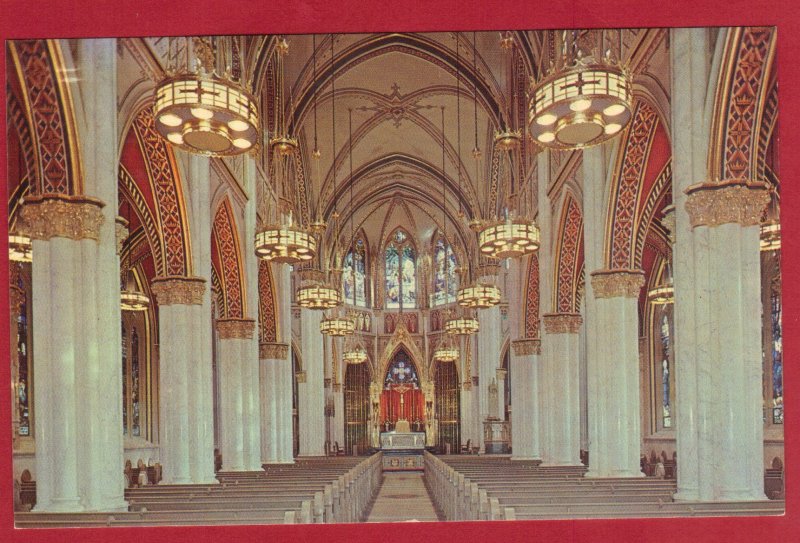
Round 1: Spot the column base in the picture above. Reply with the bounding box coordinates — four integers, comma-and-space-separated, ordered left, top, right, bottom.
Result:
540, 461, 584, 467
191, 477, 220, 485
673, 489, 700, 502
84, 498, 129, 513
263, 460, 296, 466
717, 489, 768, 502
510, 456, 542, 462
34, 497, 84, 513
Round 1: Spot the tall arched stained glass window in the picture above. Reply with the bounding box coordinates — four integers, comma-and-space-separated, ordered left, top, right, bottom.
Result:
660, 312, 672, 428
343, 236, 368, 307
122, 322, 128, 434
385, 228, 416, 309
432, 235, 458, 306
16, 272, 31, 438
770, 277, 783, 424
131, 327, 141, 436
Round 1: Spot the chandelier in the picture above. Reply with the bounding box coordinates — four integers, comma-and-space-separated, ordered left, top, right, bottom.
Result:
457, 282, 501, 308
647, 260, 674, 305
9, 233, 32, 262
254, 218, 317, 263
297, 282, 342, 310
320, 313, 355, 336
478, 216, 540, 259
433, 338, 459, 362
343, 338, 368, 364
154, 36, 259, 156
494, 127, 522, 151
760, 222, 780, 252
529, 29, 633, 149
445, 315, 479, 335
120, 270, 150, 312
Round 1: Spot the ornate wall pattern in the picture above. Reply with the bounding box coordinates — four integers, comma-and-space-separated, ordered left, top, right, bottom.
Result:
132, 106, 191, 276
555, 194, 583, 314
258, 260, 278, 343
608, 101, 659, 269
6, 90, 38, 196
119, 165, 164, 275
718, 27, 776, 181
524, 252, 540, 339
10, 40, 76, 195
212, 198, 245, 319
633, 161, 672, 268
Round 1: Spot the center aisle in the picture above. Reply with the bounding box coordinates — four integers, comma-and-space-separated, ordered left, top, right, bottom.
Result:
365, 472, 443, 522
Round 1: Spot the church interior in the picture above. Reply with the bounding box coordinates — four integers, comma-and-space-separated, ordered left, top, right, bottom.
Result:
5, 27, 784, 526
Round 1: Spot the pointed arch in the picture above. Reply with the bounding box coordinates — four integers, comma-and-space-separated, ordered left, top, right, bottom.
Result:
384, 226, 418, 310
553, 192, 584, 314
431, 229, 458, 306
8, 39, 82, 195
211, 197, 246, 319
129, 104, 193, 277
523, 252, 540, 339
258, 260, 278, 343
343, 229, 370, 308
708, 27, 777, 182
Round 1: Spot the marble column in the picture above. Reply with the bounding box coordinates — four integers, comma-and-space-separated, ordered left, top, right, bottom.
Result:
510, 339, 542, 460
151, 277, 207, 484
260, 342, 292, 462
23, 196, 110, 512
299, 308, 326, 456
541, 313, 583, 466
586, 270, 644, 477
459, 338, 476, 447
477, 303, 503, 451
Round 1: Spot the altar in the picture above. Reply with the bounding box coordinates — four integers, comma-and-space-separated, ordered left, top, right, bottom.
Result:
380, 427, 426, 471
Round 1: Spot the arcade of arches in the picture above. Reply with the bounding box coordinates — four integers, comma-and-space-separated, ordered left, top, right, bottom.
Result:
6, 27, 783, 521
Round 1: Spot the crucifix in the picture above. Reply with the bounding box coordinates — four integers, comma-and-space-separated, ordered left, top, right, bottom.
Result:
394, 383, 411, 420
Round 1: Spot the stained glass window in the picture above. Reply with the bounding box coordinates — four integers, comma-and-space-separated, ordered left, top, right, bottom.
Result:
384, 351, 420, 387
660, 312, 672, 428
122, 322, 128, 434
771, 279, 783, 424
131, 327, 141, 436
432, 235, 458, 306
385, 228, 416, 309
16, 274, 30, 437
122, 317, 146, 438
343, 237, 368, 307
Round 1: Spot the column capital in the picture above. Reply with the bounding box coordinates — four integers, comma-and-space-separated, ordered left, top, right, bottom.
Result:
296, 371, 307, 384
684, 179, 769, 228
259, 342, 289, 360
496, 368, 508, 381
20, 194, 105, 241
590, 269, 644, 299
115, 216, 129, 255
542, 313, 582, 334
462, 381, 472, 391
151, 276, 206, 305
217, 318, 256, 340
512, 338, 541, 356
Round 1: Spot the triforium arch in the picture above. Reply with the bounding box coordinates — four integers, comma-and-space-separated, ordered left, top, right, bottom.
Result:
211, 197, 246, 319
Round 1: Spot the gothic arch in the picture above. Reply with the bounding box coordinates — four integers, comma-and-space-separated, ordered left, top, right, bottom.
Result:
553, 192, 584, 314
8, 39, 82, 195
258, 260, 278, 343
708, 26, 777, 182
211, 197, 246, 319
377, 325, 428, 385
523, 252, 540, 339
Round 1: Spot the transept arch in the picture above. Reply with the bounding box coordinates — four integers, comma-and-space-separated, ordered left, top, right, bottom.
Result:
211, 197, 246, 319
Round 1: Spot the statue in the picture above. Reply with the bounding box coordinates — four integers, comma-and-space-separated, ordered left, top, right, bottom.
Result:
488, 378, 499, 419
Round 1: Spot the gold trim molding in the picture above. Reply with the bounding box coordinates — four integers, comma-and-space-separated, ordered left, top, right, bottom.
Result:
590, 269, 645, 299
259, 342, 289, 359
542, 313, 583, 334
512, 338, 541, 356
684, 180, 769, 228
19, 195, 105, 241
217, 318, 256, 340
151, 276, 206, 305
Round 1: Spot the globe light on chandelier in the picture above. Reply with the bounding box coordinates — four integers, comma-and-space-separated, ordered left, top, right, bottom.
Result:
457, 282, 502, 308
154, 75, 260, 156
478, 217, 540, 259
445, 316, 480, 335
529, 62, 633, 150
320, 315, 355, 336
297, 283, 342, 310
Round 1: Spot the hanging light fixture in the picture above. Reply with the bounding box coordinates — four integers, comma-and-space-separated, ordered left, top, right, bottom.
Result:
9, 233, 32, 262
760, 222, 781, 252
478, 33, 540, 260
154, 36, 259, 155
457, 281, 502, 308
433, 336, 459, 362
119, 201, 150, 312
529, 29, 633, 149
647, 259, 674, 305
445, 309, 480, 335
343, 342, 368, 364
320, 312, 356, 336
255, 38, 316, 264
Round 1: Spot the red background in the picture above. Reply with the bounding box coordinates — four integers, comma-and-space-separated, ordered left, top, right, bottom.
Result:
1, 1, 799, 541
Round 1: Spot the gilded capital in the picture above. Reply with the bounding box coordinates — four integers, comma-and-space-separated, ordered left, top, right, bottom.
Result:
684, 180, 769, 228
512, 338, 541, 356
20, 195, 105, 241
151, 276, 206, 305
542, 313, 582, 334
590, 269, 644, 299
462, 381, 473, 391
296, 370, 307, 384
259, 342, 289, 360
217, 318, 256, 339
496, 368, 508, 381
